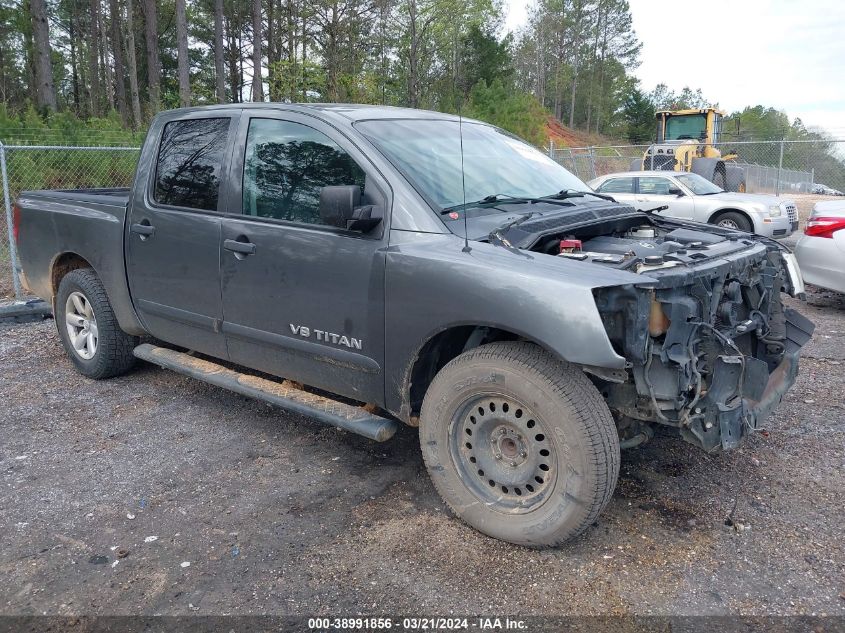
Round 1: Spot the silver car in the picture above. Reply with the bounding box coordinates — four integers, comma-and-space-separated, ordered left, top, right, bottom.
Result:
794, 200, 845, 293
587, 171, 798, 238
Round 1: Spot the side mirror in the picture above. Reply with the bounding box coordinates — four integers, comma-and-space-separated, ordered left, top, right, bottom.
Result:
319, 185, 382, 232
668, 187, 684, 197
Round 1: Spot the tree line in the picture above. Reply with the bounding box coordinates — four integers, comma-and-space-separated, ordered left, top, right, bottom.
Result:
1, 0, 644, 140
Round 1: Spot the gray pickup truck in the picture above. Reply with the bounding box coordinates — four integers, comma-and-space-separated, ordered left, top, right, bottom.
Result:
14, 104, 814, 547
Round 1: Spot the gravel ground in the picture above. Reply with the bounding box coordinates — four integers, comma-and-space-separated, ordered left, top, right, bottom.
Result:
1, 283, 843, 618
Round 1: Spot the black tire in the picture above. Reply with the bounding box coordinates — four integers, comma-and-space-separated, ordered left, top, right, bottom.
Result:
56, 268, 138, 379
725, 165, 746, 193
419, 341, 620, 547
712, 210, 753, 233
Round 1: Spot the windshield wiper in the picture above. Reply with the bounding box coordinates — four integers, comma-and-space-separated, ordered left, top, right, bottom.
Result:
440, 193, 533, 214
542, 189, 617, 202
442, 188, 617, 216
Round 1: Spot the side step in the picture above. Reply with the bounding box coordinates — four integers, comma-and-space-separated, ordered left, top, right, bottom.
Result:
133, 343, 398, 442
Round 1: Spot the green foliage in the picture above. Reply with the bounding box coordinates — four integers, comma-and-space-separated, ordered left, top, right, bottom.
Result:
648, 84, 711, 110
723, 105, 793, 142
460, 25, 513, 95
0, 106, 146, 146
267, 59, 327, 103
465, 79, 548, 146
622, 87, 654, 144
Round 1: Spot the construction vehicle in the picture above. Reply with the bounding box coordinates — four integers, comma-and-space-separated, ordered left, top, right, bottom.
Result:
631, 107, 746, 192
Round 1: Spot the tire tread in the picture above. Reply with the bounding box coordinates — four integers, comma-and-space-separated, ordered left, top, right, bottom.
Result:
56, 269, 137, 379
420, 341, 620, 546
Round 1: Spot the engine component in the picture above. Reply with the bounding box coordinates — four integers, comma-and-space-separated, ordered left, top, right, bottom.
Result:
648, 297, 670, 337
626, 226, 656, 239
559, 238, 582, 253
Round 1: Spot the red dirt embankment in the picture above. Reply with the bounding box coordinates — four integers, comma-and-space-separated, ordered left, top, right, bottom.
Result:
545, 116, 622, 148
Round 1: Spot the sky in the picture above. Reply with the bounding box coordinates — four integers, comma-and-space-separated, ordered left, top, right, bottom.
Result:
502, 0, 845, 137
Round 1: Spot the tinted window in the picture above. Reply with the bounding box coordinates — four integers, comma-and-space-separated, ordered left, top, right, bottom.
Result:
154, 118, 230, 211
596, 177, 634, 194
242, 118, 365, 225
639, 177, 672, 195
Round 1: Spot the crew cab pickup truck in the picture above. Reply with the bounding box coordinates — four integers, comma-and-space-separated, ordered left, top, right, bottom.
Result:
14, 104, 814, 547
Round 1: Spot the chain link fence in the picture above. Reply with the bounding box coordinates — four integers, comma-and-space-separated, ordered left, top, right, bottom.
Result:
549, 139, 845, 197
0, 144, 141, 300
2, 138, 845, 301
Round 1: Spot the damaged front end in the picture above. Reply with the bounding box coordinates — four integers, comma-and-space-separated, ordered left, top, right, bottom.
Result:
592, 232, 814, 452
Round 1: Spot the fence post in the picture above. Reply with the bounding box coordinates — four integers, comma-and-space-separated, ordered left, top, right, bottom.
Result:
0, 142, 22, 301
548, 139, 554, 158
776, 139, 784, 196
588, 146, 596, 180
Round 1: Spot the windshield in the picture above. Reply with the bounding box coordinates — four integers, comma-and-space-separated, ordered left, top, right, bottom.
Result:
675, 172, 723, 194
664, 114, 706, 141
356, 119, 589, 211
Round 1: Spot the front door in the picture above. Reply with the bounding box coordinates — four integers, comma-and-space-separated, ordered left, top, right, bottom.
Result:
126, 113, 238, 359
219, 114, 389, 404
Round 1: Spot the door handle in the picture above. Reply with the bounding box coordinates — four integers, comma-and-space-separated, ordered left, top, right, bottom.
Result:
130, 222, 155, 238
223, 239, 256, 255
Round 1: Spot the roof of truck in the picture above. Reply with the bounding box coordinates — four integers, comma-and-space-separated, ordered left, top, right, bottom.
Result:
163, 103, 465, 123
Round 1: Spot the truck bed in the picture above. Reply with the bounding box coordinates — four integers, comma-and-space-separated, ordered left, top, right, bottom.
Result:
15, 186, 142, 335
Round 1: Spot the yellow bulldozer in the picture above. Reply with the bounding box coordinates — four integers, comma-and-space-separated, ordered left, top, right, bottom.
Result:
631, 107, 746, 192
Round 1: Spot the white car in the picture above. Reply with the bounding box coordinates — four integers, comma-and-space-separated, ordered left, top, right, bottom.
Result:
587, 171, 798, 238
794, 200, 845, 293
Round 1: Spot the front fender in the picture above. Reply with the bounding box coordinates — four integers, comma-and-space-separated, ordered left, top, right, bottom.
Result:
383, 231, 653, 414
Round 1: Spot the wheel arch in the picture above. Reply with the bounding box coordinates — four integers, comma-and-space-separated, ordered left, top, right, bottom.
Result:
51, 251, 94, 296
403, 324, 570, 423
707, 207, 755, 229
49, 250, 146, 336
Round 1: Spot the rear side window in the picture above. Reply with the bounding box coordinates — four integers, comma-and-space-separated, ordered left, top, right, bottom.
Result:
596, 177, 634, 194
154, 118, 230, 211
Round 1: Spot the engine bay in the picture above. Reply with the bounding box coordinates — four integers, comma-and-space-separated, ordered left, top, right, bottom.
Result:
528, 219, 760, 275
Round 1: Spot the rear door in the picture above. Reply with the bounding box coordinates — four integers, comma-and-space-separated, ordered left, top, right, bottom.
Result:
636, 176, 696, 219
594, 176, 636, 204
218, 112, 390, 404
126, 112, 238, 359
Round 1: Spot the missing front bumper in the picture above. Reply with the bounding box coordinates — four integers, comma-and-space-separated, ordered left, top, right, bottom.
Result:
710, 307, 815, 450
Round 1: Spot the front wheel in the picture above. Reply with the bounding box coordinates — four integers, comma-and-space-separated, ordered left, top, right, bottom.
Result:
712, 210, 753, 232
419, 342, 620, 547
56, 268, 138, 379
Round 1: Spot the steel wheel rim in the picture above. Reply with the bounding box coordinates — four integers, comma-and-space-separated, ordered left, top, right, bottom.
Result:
65, 291, 98, 360
449, 394, 558, 514
718, 218, 739, 229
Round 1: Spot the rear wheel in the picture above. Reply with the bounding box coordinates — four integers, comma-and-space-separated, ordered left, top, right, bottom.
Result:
56, 269, 138, 379
712, 210, 753, 232
419, 341, 620, 547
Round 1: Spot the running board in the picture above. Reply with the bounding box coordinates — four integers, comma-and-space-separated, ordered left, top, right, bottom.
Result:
132, 343, 398, 442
